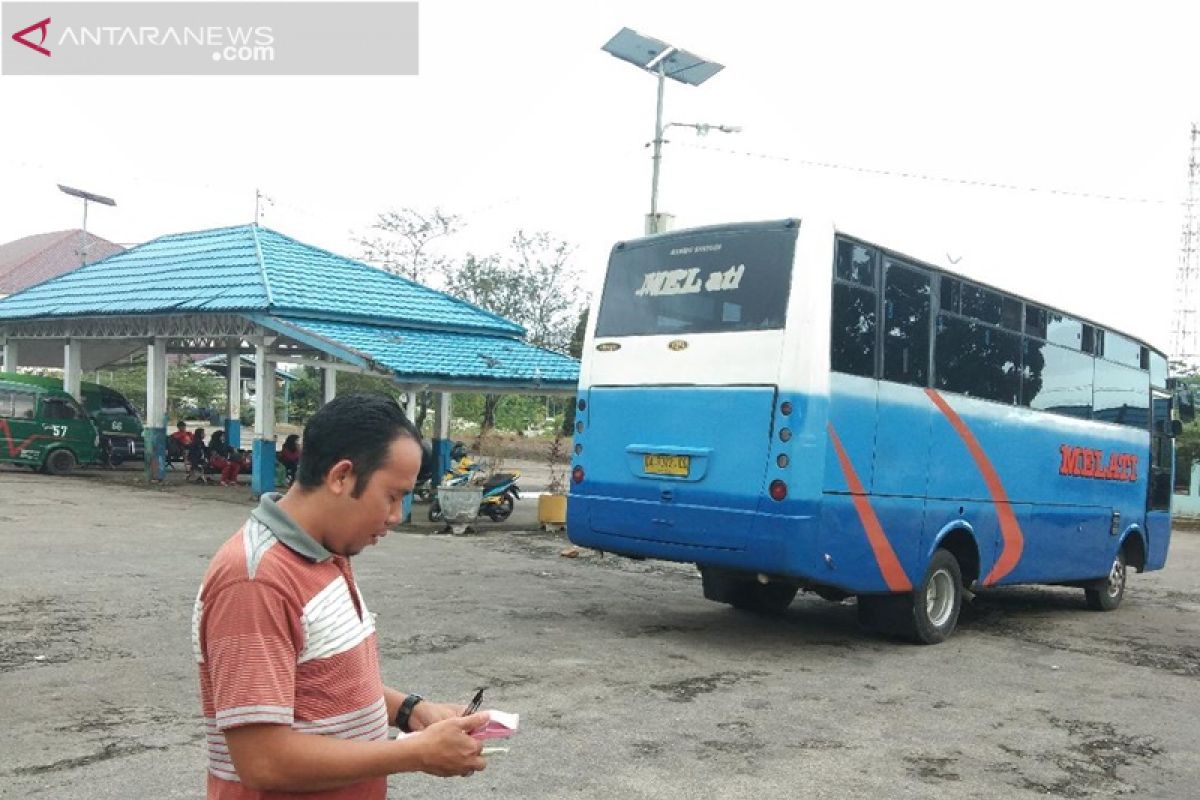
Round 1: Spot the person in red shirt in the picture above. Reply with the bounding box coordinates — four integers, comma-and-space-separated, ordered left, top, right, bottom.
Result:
168, 420, 193, 464
194, 394, 487, 799
170, 420, 194, 448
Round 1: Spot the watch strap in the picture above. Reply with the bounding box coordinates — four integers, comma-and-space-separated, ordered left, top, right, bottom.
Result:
395, 693, 424, 732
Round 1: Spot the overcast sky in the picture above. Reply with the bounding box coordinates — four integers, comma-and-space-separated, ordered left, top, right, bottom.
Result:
1, 0, 1197, 348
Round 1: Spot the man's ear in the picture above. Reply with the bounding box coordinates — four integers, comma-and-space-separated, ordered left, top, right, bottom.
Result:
325, 459, 356, 496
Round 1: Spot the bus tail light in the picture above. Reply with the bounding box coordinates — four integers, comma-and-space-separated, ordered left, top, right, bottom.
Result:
572, 466, 585, 484
769, 480, 787, 501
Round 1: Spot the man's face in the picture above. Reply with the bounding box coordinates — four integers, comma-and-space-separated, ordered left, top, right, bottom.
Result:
329, 436, 421, 557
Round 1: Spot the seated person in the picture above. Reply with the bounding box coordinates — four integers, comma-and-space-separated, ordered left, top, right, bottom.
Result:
208, 430, 245, 487
167, 421, 192, 462
187, 428, 210, 481
277, 434, 301, 485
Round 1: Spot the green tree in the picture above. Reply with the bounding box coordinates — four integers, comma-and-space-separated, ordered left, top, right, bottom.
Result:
443, 231, 583, 432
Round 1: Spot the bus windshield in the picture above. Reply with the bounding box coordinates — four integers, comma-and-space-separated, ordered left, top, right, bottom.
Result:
594, 226, 797, 337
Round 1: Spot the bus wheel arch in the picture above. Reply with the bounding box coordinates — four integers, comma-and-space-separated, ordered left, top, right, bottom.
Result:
43, 448, 77, 476
1119, 530, 1146, 573
934, 527, 980, 589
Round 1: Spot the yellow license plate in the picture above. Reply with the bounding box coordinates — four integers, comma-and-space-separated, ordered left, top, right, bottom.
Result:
644, 454, 689, 477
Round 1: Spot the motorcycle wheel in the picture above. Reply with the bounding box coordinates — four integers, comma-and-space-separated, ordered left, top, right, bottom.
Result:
486, 493, 515, 522
427, 501, 443, 523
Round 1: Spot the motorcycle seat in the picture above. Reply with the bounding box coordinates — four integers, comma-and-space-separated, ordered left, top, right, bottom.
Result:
483, 473, 518, 489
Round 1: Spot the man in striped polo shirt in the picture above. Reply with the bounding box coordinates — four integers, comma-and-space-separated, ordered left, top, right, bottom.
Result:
194, 394, 489, 798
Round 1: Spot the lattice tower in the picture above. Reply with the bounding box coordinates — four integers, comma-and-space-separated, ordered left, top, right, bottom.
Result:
1170, 124, 1200, 367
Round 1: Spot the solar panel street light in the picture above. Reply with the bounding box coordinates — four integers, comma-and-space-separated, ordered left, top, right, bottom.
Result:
57, 184, 117, 266
602, 28, 725, 234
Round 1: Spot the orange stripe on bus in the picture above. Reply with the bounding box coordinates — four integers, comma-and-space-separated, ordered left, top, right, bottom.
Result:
827, 423, 912, 592
924, 388, 1024, 585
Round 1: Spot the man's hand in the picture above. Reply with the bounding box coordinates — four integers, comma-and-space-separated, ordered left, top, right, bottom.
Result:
408, 712, 490, 777
408, 699, 471, 731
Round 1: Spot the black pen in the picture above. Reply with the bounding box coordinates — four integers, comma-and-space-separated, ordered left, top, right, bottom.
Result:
463, 687, 485, 716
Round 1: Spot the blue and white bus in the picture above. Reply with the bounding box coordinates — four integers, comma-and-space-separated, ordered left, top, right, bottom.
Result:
567, 218, 1191, 643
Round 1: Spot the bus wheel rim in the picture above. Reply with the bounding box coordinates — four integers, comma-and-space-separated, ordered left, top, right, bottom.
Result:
1107, 557, 1125, 597
926, 569, 954, 627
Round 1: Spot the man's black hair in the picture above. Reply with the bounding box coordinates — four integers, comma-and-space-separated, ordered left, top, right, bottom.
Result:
296, 393, 422, 497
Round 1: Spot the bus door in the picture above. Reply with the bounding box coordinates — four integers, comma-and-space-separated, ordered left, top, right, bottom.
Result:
1145, 389, 1174, 568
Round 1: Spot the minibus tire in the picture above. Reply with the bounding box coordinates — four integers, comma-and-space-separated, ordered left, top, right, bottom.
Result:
910, 549, 963, 644
44, 449, 77, 476
857, 549, 962, 644
1084, 551, 1126, 611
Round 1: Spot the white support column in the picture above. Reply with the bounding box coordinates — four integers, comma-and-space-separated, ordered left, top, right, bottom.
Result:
405, 389, 417, 422
226, 345, 242, 425
144, 337, 169, 481
438, 392, 451, 440
323, 363, 338, 404
255, 343, 275, 441
146, 337, 168, 427
250, 342, 277, 496
1, 340, 17, 372
63, 339, 83, 402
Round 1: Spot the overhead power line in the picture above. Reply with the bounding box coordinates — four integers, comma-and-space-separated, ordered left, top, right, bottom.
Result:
671, 140, 1178, 206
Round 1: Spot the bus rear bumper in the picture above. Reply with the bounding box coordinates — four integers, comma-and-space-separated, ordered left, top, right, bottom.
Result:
568, 493, 832, 583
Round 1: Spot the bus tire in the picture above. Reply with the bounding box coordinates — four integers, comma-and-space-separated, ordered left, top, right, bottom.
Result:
858, 549, 962, 644
44, 449, 77, 476
911, 549, 963, 644
1085, 550, 1126, 611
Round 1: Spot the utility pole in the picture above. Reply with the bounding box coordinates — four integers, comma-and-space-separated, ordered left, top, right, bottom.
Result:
1170, 124, 1200, 370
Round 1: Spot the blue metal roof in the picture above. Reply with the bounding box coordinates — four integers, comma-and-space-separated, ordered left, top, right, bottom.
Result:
0, 224, 523, 336
258, 314, 579, 390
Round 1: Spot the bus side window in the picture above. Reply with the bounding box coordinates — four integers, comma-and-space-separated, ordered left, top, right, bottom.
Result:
835, 240, 875, 286
1022, 339, 1094, 419
882, 261, 931, 387
934, 316, 1021, 404
831, 283, 877, 377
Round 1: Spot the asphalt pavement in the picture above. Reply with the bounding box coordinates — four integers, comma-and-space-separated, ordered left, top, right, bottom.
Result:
3, 467, 1200, 799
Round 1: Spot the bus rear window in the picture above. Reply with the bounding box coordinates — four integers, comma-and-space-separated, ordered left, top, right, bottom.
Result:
594, 227, 796, 337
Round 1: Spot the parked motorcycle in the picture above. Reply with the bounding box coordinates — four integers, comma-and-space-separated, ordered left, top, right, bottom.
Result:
428, 469, 522, 523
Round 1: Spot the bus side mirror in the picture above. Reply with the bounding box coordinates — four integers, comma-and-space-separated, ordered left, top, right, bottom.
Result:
1172, 419, 1184, 437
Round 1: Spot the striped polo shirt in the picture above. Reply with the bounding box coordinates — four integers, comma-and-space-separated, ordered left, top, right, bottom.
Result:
194, 494, 389, 799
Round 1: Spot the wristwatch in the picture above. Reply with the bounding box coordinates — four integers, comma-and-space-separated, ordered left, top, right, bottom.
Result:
395, 693, 424, 732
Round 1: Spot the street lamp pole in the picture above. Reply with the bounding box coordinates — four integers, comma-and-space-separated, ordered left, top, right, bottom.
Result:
57, 184, 116, 267
650, 60, 666, 220
602, 28, 725, 235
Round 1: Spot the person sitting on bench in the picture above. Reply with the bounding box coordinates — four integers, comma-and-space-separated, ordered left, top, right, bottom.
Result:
187, 428, 212, 483
209, 430, 245, 487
